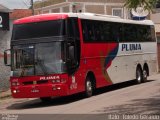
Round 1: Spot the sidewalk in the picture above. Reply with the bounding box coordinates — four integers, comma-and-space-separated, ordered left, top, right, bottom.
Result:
0, 89, 11, 100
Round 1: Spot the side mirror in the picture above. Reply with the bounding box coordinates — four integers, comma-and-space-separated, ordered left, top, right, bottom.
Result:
67, 46, 75, 68
4, 49, 11, 66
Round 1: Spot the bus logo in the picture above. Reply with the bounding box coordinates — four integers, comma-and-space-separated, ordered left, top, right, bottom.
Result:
122, 44, 141, 51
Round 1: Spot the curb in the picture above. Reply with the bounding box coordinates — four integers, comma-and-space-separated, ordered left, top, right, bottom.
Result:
0, 90, 11, 100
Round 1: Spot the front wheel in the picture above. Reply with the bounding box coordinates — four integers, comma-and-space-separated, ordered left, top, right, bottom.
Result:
85, 77, 93, 97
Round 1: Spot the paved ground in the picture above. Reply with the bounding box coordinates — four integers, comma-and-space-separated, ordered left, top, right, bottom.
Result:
0, 89, 11, 99
0, 74, 160, 120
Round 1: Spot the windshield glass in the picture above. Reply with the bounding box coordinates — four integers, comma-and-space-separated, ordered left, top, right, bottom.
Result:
12, 42, 66, 77
12, 20, 65, 40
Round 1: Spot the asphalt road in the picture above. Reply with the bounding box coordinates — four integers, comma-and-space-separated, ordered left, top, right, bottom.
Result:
0, 74, 160, 120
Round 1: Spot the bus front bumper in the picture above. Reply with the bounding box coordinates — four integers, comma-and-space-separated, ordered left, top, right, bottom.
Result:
11, 84, 69, 98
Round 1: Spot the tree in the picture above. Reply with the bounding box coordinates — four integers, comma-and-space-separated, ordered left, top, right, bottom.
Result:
124, 0, 159, 11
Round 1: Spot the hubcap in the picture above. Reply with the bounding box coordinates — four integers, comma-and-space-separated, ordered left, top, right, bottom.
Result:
137, 70, 141, 82
143, 70, 147, 80
86, 80, 92, 95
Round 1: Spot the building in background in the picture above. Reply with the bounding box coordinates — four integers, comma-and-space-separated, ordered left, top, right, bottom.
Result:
151, 2, 160, 71
0, 4, 11, 91
0, 5, 32, 91
34, 0, 128, 18
152, 2, 160, 41
33, 0, 159, 32
10, 9, 32, 20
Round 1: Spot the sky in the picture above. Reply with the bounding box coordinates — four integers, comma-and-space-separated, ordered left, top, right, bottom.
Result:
0, 0, 40, 9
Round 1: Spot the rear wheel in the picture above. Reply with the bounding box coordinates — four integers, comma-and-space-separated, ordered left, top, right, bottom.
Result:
85, 77, 93, 97
136, 67, 143, 84
142, 69, 148, 82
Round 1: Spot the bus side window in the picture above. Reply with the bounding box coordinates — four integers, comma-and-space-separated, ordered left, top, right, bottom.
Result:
103, 22, 110, 42
82, 19, 90, 42
88, 21, 95, 41
123, 24, 137, 42
67, 18, 80, 38
94, 21, 103, 42
111, 23, 122, 42
150, 26, 156, 42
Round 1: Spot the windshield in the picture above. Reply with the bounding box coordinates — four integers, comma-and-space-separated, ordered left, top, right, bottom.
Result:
11, 42, 66, 77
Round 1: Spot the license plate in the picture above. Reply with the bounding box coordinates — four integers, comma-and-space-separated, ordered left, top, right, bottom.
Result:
31, 89, 39, 93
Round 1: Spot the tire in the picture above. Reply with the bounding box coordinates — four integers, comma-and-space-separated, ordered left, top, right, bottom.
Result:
40, 97, 52, 103
136, 67, 143, 84
142, 69, 148, 82
85, 77, 93, 97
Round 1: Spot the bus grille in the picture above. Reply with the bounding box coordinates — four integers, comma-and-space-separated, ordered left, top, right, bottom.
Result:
23, 80, 48, 85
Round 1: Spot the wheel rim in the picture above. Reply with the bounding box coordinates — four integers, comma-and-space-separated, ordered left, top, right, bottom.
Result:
86, 80, 92, 96
137, 69, 142, 82
143, 70, 147, 80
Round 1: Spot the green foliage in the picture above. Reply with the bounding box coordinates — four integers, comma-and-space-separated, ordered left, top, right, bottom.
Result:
124, 0, 159, 11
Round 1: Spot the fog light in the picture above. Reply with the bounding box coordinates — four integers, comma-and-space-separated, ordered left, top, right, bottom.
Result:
56, 80, 60, 83
57, 87, 61, 90
52, 79, 61, 83
53, 87, 56, 90
52, 80, 56, 83
13, 90, 17, 93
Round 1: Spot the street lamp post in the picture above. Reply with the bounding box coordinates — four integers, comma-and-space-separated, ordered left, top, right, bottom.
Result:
31, 0, 34, 15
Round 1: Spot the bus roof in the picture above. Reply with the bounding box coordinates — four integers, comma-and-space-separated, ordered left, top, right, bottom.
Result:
14, 13, 154, 26
13, 13, 69, 24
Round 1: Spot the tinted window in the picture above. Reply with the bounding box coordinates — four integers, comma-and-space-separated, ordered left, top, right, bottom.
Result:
82, 19, 122, 42
82, 20, 95, 42
123, 24, 137, 42
123, 24, 156, 42
67, 18, 79, 38
150, 26, 156, 42
12, 20, 65, 40
81, 19, 156, 43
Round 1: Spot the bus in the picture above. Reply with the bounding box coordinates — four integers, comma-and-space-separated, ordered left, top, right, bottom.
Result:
4, 13, 157, 102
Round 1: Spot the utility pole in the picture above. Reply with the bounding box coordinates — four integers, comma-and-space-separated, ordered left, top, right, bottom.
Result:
31, 0, 34, 15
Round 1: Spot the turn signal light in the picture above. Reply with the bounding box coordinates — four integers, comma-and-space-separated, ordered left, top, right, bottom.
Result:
51, 79, 66, 83
12, 82, 20, 86
52, 79, 60, 83
52, 87, 61, 90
